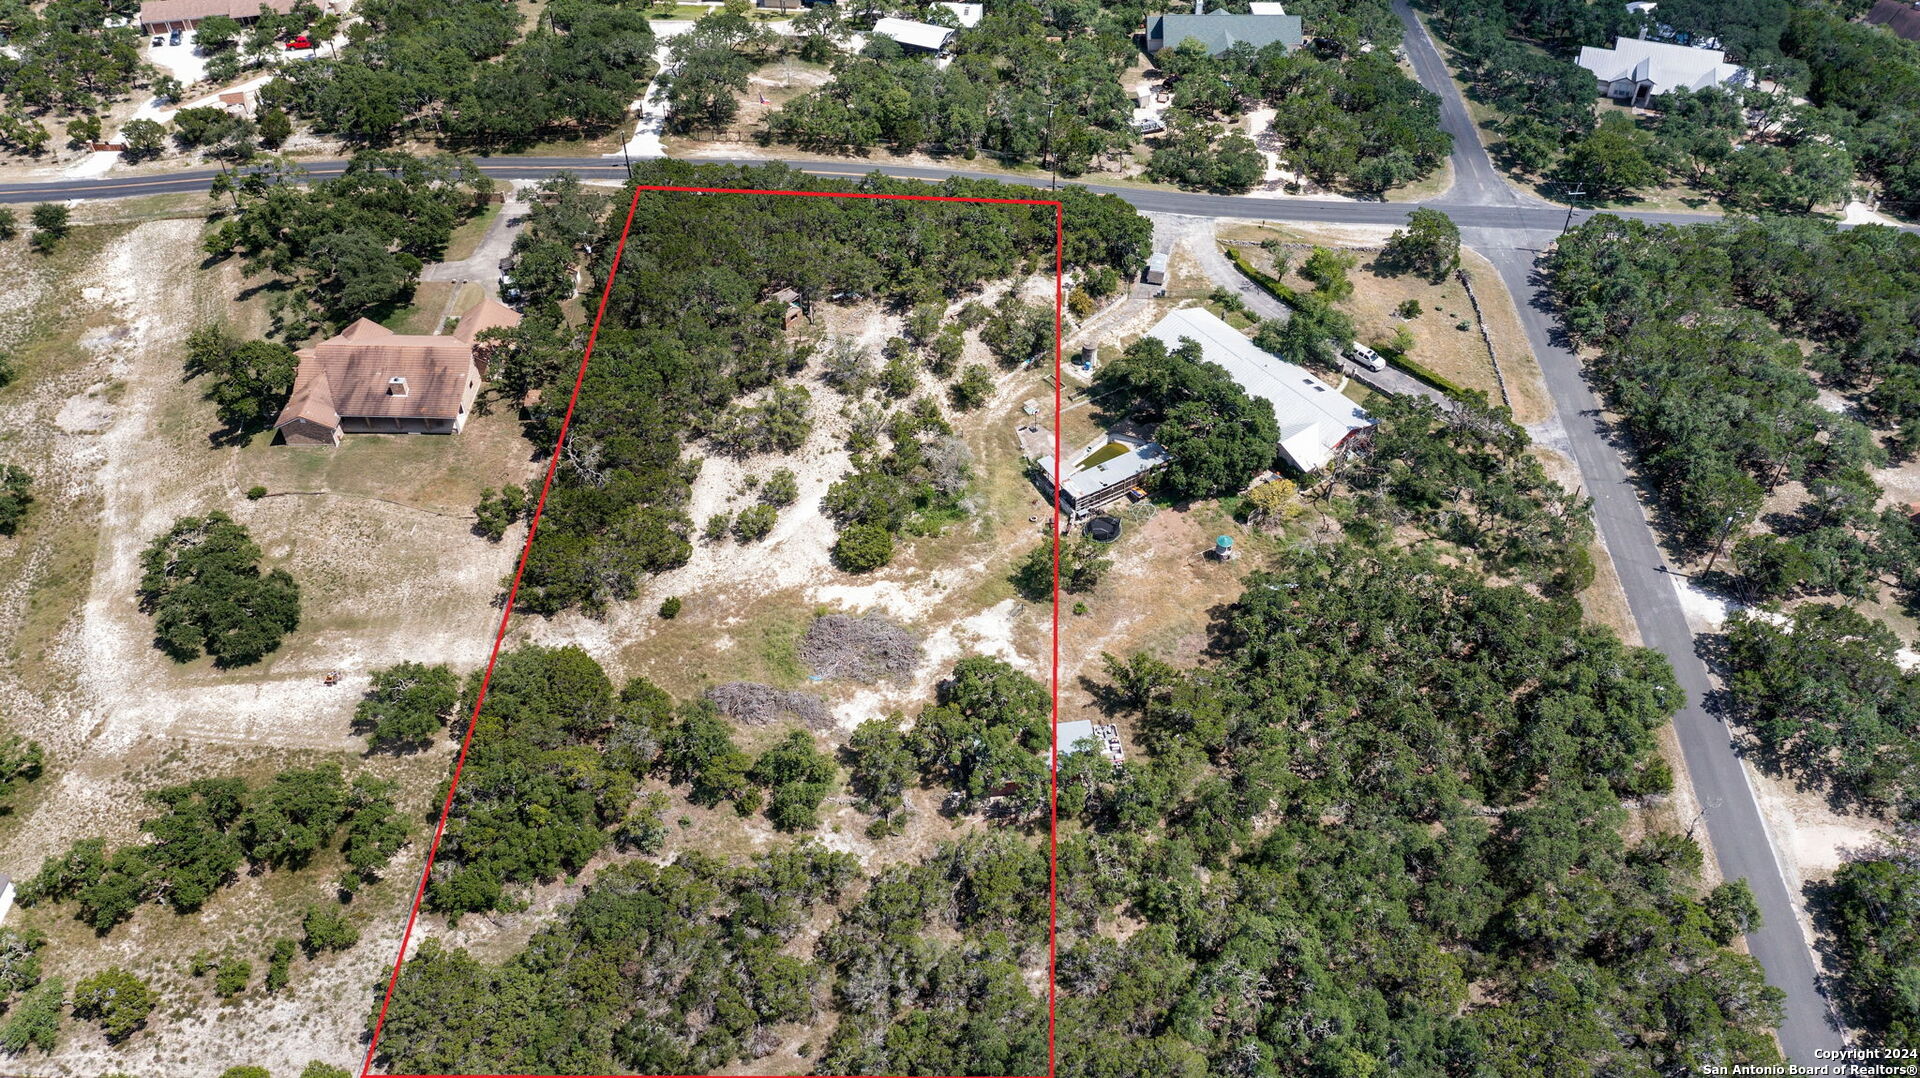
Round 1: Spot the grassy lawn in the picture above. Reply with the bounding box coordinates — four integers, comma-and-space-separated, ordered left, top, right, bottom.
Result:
382, 280, 483, 336
442, 201, 502, 262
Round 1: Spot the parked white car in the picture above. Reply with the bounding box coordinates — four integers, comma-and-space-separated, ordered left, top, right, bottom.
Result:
1348, 341, 1386, 372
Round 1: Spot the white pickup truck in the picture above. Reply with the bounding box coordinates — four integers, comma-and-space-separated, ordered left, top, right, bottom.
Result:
1347, 341, 1387, 372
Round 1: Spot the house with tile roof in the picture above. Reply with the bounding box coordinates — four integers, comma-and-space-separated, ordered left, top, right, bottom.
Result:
138, 0, 299, 34
274, 297, 520, 446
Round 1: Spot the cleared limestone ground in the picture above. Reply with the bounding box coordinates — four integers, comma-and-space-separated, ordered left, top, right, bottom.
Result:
0, 211, 520, 1074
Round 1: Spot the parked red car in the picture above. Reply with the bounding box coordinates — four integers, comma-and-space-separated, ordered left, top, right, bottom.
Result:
285, 34, 313, 49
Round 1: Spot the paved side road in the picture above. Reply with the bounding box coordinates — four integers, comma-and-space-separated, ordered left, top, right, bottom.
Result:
1471, 228, 1846, 1068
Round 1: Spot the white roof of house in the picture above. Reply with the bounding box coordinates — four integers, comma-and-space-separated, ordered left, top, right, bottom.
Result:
871, 17, 957, 50
936, 2, 983, 27
1145, 307, 1372, 473
1248, 2, 1288, 13
1576, 38, 1745, 96
1039, 440, 1170, 503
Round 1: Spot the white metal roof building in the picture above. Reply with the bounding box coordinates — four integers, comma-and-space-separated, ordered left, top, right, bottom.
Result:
871, 17, 958, 52
1145, 307, 1373, 474
936, 2, 984, 27
1037, 439, 1170, 516
1575, 38, 1745, 106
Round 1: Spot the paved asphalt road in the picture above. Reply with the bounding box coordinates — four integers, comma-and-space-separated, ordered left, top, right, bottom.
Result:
0, 34, 1849, 1065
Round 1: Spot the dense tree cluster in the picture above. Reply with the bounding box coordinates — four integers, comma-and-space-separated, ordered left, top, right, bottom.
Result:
428, 643, 855, 913
766, 4, 1136, 174
17, 764, 405, 934
203, 153, 493, 334
1725, 605, 1920, 814
375, 827, 1046, 1074
0, 0, 145, 126
137, 512, 301, 666
1783, 6, 1920, 209
1342, 393, 1596, 593
1051, 544, 1784, 1075
1546, 214, 1920, 591
493, 161, 1143, 614
263, 0, 655, 146
1095, 334, 1280, 496
1162, 37, 1450, 194
1816, 831, 1920, 1050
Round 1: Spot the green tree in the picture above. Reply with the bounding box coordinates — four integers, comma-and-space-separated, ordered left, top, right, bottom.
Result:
0, 465, 34, 535
120, 118, 166, 162
265, 937, 297, 992
0, 978, 62, 1053
751, 730, 836, 832
137, 512, 301, 666
355, 662, 458, 752
183, 325, 300, 434
949, 364, 995, 411
71, 967, 155, 1040
1382, 208, 1461, 280
1300, 246, 1354, 300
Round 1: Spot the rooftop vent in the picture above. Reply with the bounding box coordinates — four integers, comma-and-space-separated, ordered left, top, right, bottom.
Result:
388, 376, 409, 397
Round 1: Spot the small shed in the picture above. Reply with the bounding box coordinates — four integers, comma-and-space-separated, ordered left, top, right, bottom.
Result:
1143, 251, 1169, 285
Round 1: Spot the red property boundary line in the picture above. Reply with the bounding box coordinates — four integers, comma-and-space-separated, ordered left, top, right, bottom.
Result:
360, 181, 1068, 1078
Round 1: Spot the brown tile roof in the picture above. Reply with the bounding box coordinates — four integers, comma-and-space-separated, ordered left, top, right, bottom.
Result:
450, 296, 522, 343
138, 0, 298, 25
273, 300, 514, 432
279, 352, 340, 429
1867, 0, 1920, 41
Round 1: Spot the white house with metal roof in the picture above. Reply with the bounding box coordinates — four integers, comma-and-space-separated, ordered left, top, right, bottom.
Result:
1145, 307, 1373, 474
1575, 38, 1745, 107
871, 17, 958, 53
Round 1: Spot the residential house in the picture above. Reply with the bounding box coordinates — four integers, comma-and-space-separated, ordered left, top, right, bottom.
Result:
138, 0, 299, 34
1575, 37, 1746, 106
1867, 0, 1920, 42
937, 2, 984, 27
1145, 307, 1373, 473
274, 297, 521, 446
871, 17, 958, 53
1036, 427, 1170, 518
1145, 10, 1303, 56
1052, 719, 1124, 767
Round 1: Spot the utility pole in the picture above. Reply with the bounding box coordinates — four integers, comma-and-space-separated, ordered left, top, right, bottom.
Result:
1561, 182, 1586, 234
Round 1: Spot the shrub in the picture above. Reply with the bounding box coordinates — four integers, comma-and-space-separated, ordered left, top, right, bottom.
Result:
949, 364, 994, 411
214, 957, 251, 998
732, 504, 777, 542
1398, 299, 1422, 319
703, 512, 731, 541
264, 937, 296, 992
355, 662, 458, 753
658, 596, 683, 619
0, 465, 32, 534
833, 523, 893, 573
246, 485, 267, 500
761, 467, 799, 506
301, 905, 359, 955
